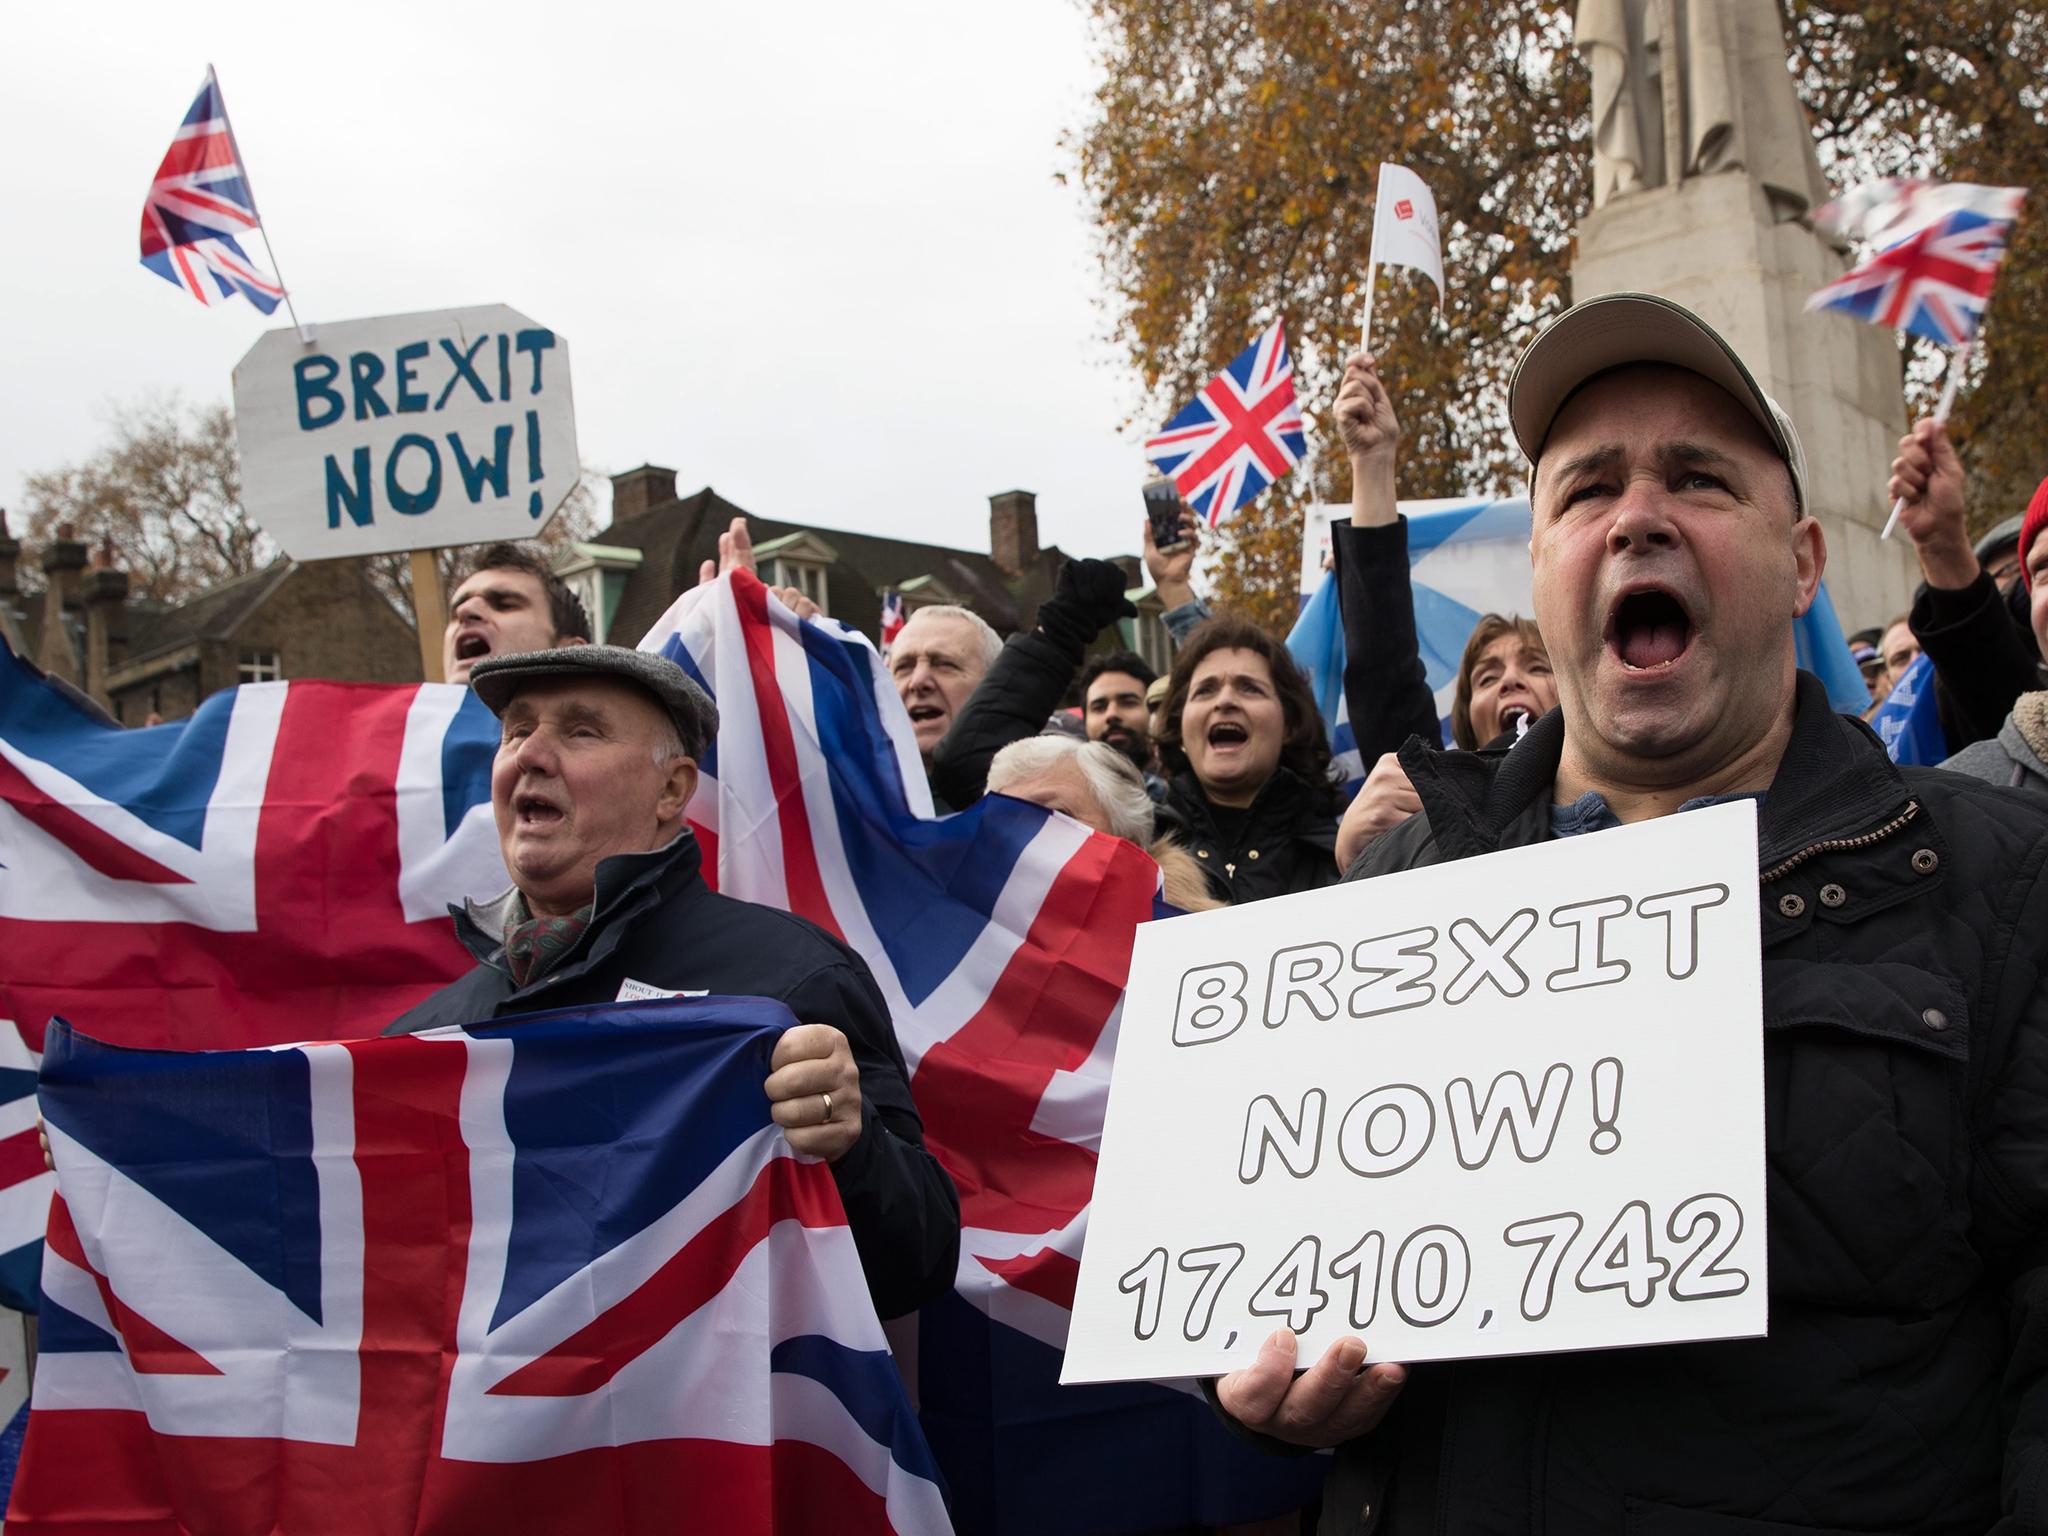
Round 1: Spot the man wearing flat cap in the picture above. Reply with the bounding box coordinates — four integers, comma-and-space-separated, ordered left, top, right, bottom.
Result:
388, 644, 959, 1319
1212, 295, 2048, 1533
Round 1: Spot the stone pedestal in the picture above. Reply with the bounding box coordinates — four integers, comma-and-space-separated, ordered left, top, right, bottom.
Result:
1572, 170, 1917, 629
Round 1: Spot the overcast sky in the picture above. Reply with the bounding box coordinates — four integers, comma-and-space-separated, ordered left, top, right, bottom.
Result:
2, 2, 1163, 565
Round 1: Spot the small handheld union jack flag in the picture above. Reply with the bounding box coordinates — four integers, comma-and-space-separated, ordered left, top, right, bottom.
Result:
1143, 320, 1307, 526
139, 68, 288, 318
1806, 179, 2027, 347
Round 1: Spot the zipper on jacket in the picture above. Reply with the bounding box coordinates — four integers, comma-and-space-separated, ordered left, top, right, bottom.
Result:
1757, 799, 1920, 884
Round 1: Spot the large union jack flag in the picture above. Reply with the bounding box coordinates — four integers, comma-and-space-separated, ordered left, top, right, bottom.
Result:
139, 67, 286, 315
1806, 180, 2027, 347
1143, 321, 1307, 526
0, 649, 508, 1303
5, 575, 1320, 1530
642, 572, 1323, 1531
12, 1001, 951, 1534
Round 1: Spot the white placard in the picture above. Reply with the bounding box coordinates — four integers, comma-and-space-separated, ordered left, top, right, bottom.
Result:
1063, 800, 1767, 1384
1299, 503, 1338, 595
232, 305, 578, 560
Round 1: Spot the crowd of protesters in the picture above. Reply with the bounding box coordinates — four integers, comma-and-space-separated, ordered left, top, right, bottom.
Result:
27, 285, 2048, 1536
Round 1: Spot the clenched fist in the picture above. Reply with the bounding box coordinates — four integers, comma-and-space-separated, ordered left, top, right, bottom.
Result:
765, 1023, 863, 1162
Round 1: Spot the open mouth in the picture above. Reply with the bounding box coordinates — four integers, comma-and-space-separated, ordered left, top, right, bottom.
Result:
515, 794, 564, 828
1606, 587, 1695, 672
908, 704, 945, 727
1206, 720, 1249, 748
455, 634, 492, 663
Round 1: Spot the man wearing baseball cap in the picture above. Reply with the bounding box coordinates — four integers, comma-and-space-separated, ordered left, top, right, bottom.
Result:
1213, 294, 2048, 1532
386, 644, 959, 1319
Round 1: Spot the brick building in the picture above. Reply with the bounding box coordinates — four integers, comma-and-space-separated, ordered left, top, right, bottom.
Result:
556, 467, 1174, 671
0, 516, 420, 725
0, 470, 1173, 726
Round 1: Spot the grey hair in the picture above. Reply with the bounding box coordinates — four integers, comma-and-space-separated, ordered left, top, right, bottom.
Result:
902, 604, 1002, 671
987, 736, 1155, 845
650, 713, 689, 767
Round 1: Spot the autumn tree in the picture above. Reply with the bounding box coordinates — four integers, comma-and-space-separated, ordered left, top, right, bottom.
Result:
1072, 1, 2048, 634
1787, 2, 2048, 528
1069, 1, 1586, 634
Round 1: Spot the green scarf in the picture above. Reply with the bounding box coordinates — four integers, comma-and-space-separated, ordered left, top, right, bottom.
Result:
503, 898, 594, 987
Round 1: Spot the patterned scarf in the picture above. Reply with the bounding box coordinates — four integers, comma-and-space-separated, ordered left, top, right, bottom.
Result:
502, 898, 594, 987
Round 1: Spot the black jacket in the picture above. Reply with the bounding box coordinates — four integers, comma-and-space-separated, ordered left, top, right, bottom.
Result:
930, 626, 1076, 812
386, 834, 961, 1320
1225, 672, 2048, 1534
929, 558, 1138, 811
1162, 767, 1340, 905
1331, 516, 1443, 765
1911, 569, 2044, 751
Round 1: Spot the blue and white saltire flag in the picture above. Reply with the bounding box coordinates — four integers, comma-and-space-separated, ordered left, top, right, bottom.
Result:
1868, 652, 1949, 766
639, 571, 1324, 1533
1284, 574, 1364, 795
1304, 497, 1874, 749
16, 1000, 951, 1534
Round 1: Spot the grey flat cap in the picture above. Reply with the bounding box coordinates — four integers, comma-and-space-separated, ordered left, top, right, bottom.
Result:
1508, 291, 1808, 516
468, 644, 719, 757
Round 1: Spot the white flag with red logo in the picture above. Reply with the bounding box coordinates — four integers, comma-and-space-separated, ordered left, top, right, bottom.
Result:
1368, 162, 1445, 307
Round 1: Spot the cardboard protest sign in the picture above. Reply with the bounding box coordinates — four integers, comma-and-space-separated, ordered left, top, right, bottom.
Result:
233, 305, 577, 560
1063, 801, 1767, 1384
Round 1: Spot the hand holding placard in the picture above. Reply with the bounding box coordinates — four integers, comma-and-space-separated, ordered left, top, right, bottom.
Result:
1216, 1330, 1407, 1449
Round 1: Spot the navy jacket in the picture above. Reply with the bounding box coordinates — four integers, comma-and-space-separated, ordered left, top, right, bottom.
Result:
387, 834, 961, 1320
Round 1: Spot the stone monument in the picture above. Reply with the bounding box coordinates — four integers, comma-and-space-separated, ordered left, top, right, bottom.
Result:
1570, 0, 1917, 625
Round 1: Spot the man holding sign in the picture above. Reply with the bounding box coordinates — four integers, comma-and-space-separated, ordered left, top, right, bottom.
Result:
1211, 294, 2048, 1531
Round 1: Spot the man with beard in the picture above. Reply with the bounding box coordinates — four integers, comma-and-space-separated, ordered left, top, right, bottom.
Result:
1079, 649, 1166, 793
1212, 292, 2048, 1534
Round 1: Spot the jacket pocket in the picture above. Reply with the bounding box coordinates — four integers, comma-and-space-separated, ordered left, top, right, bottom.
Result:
1761, 959, 1973, 1311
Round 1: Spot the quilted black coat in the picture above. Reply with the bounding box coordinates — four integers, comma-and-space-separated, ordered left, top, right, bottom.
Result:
1225, 673, 2048, 1535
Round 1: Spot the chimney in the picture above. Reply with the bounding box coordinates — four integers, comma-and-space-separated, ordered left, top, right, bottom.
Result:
0, 509, 17, 598
989, 489, 1040, 579
83, 561, 131, 707
38, 525, 89, 685
609, 465, 679, 524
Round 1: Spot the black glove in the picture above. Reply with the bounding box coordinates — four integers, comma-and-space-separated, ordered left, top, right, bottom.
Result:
1039, 558, 1138, 651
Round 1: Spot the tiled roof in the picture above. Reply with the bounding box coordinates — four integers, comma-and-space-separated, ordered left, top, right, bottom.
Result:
600, 484, 1066, 647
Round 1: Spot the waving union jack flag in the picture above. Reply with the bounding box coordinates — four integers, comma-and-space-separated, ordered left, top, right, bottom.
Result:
0, 650, 509, 1304
1143, 321, 1307, 526
1807, 180, 2027, 347
139, 67, 286, 314
13, 1001, 951, 1535
642, 573, 1323, 1531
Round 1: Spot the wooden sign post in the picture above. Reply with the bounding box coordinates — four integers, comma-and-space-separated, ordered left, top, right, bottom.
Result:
409, 550, 449, 684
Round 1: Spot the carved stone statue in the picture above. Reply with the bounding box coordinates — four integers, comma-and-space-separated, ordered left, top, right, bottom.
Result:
1575, 0, 1832, 221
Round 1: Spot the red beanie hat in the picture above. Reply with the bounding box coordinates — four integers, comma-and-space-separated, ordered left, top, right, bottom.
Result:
2023, 476, 2048, 590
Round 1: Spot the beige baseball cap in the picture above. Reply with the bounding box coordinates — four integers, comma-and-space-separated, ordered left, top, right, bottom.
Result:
1507, 292, 1809, 516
